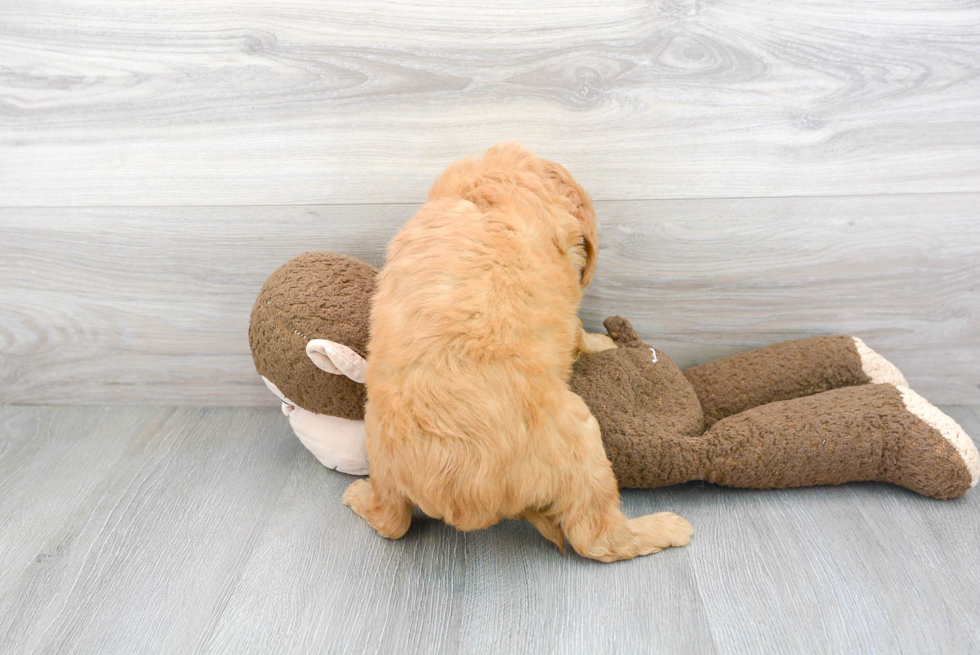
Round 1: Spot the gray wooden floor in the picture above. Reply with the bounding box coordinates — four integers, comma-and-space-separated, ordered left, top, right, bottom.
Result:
2, 405, 979, 654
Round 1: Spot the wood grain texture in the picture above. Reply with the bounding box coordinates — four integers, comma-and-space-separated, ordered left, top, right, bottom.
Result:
2, 0, 979, 205
0, 406, 297, 653
1, 404, 979, 653
0, 204, 403, 406
585, 194, 980, 405
1, 194, 977, 406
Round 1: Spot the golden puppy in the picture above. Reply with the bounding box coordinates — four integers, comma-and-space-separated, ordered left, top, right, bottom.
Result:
343, 143, 693, 562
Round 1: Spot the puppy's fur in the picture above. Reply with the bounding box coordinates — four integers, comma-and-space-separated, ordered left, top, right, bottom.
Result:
343, 143, 692, 562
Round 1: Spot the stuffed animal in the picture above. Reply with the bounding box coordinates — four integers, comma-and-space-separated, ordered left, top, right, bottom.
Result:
573, 316, 978, 499
249, 252, 979, 498
249, 252, 374, 474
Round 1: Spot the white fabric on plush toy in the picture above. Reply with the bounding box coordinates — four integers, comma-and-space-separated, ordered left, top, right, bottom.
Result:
262, 376, 369, 475
306, 339, 367, 383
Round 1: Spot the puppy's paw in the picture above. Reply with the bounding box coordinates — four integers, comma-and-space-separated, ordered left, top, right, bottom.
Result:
633, 512, 694, 551
580, 331, 617, 355
342, 479, 413, 539
343, 479, 376, 526
342, 478, 372, 510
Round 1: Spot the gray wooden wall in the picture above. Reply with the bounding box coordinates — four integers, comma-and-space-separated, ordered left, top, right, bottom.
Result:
1, 0, 978, 406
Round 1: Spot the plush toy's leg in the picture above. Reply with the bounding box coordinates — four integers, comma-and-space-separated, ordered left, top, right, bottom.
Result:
684, 336, 908, 427
699, 384, 978, 499
342, 478, 413, 539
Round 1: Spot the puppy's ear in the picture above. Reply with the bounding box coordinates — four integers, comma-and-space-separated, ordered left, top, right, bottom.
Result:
306, 339, 366, 383
574, 200, 599, 288
543, 160, 598, 288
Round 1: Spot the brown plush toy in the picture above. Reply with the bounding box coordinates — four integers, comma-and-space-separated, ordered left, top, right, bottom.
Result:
250, 252, 979, 499
249, 252, 375, 475
572, 317, 978, 499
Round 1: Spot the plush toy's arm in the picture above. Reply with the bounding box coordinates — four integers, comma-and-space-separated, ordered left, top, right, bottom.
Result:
697, 383, 978, 499
683, 336, 907, 427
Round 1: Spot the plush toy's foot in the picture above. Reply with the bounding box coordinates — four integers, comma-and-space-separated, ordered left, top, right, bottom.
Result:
895, 386, 979, 493
700, 383, 978, 499
852, 337, 908, 387
343, 479, 413, 539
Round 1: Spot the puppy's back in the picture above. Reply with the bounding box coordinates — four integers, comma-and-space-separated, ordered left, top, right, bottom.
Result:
365, 196, 581, 523
370, 197, 580, 380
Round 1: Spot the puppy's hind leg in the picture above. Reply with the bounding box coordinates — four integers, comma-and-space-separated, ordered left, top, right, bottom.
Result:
522, 509, 565, 552
553, 397, 693, 562
343, 478, 413, 539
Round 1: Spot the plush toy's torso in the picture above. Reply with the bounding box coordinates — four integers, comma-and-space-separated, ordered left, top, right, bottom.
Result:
570, 317, 705, 487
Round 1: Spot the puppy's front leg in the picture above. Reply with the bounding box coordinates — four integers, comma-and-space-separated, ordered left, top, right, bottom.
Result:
576, 320, 617, 356
343, 478, 413, 539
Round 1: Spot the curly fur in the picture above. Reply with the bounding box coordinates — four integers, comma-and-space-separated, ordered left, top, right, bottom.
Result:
343, 143, 692, 562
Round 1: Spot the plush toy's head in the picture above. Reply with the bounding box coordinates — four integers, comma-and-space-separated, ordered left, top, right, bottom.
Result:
249, 252, 377, 474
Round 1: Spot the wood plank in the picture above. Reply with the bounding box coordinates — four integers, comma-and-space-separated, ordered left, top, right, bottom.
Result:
0, 204, 405, 406
680, 403, 980, 652
0, 406, 298, 654
205, 478, 716, 654
0, 406, 162, 591
1, 194, 977, 406
2, 0, 979, 205
684, 483, 976, 653
454, 486, 717, 655
585, 194, 980, 405
202, 469, 472, 653
1, 405, 978, 653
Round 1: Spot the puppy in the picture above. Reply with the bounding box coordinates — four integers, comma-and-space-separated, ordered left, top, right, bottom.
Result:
343, 143, 692, 562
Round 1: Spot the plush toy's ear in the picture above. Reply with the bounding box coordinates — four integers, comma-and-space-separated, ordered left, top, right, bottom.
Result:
306, 339, 367, 383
